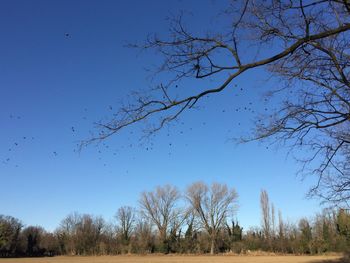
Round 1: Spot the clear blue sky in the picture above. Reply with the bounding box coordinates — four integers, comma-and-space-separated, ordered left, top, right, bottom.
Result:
0, 0, 321, 232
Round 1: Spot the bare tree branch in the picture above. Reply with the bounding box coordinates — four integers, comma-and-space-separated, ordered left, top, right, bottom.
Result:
82, 0, 350, 207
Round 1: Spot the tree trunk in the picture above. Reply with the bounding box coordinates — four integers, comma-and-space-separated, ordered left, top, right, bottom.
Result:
210, 238, 215, 255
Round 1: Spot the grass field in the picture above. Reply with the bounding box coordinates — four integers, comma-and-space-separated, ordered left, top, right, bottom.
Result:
0, 255, 347, 263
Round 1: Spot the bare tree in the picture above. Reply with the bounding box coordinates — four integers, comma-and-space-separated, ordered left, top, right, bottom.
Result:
260, 190, 271, 240
277, 209, 286, 252
133, 219, 155, 253
271, 203, 276, 238
139, 184, 185, 252
74, 214, 105, 255
115, 206, 135, 243
56, 213, 104, 255
82, 1, 350, 208
186, 182, 238, 254
278, 209, 284, 240
56, 212, 80, 255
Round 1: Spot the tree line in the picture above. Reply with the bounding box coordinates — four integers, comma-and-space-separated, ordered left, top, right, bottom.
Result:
1, 182, 350, 257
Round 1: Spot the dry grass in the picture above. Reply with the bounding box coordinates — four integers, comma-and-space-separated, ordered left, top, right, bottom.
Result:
0, 255, 347, 263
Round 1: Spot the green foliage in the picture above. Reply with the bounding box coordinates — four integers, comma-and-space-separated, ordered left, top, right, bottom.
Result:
336, 209, 350, 241
0, 215, 22, 257
336, 209, 350, 253
299, 219, 312, 254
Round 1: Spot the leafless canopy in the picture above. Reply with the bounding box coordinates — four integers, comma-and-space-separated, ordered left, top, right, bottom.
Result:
260, 190, 271, 240
139, 185, 185, 242
83, 1, 350, 207
186, 182, 238, 254
116, 206, 135, 242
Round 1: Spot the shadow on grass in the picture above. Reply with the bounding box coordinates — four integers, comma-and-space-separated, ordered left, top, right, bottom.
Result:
312, 257, 350, 263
